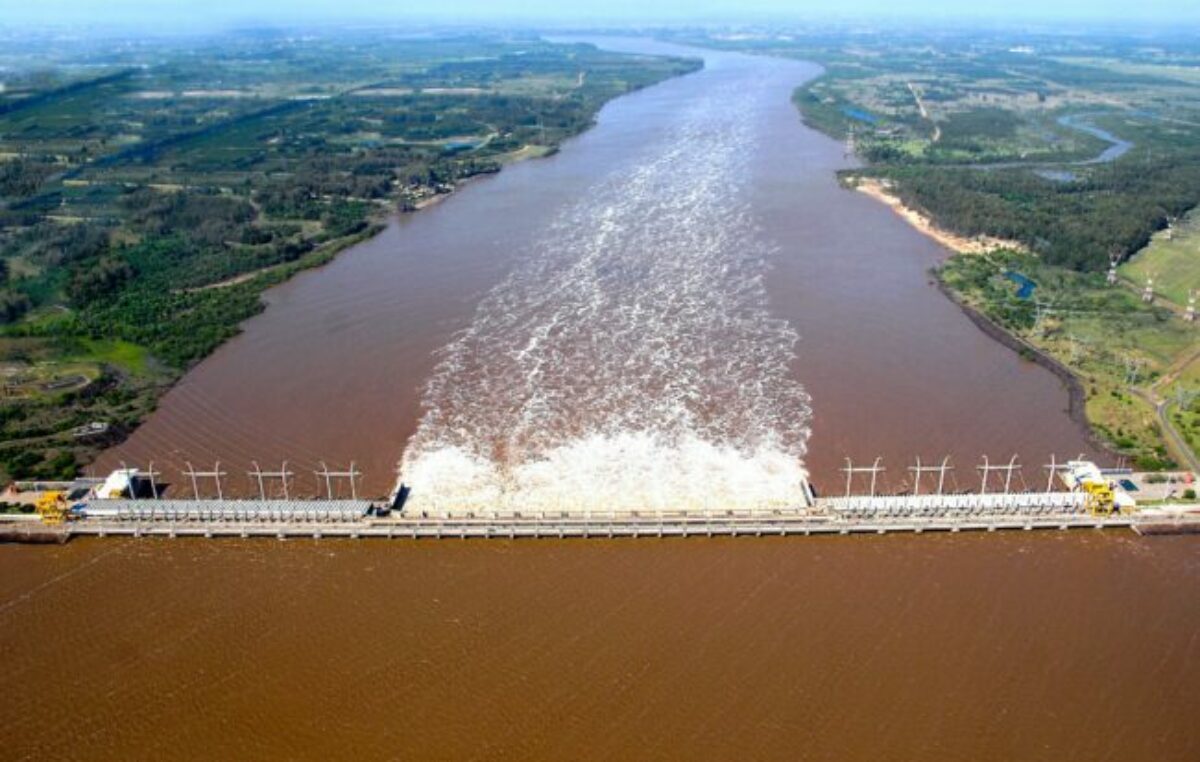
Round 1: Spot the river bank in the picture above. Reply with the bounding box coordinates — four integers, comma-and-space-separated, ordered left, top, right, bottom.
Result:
846, 175, 1102, 450
850, 177, 1026, 255
843, 165, 1195, 470
931, 276, 1117, 459
938, 247, 1198, 471
0, 37, 702, 485
841, 177, 1085, 411
98, 37, 1105, 501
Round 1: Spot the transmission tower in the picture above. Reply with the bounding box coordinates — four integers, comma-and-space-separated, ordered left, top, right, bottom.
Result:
248, 461, 294, 500
120, 460, 160, 499
1032, 298, 1054, 335
1175, 386, 1200, 412
842, 457, 885, 497
1187, 290, 1197, 323
1124, 356, 1145, 385
908, 456, 953, 496
314, 461, 362, 501
182, 461, 226, 500
978, 455, 1021, 495
1142, 273, 1155, 304
1042, 455, 1063, 493
1106, 251, 1120, 286
1067, 333, 1083, 364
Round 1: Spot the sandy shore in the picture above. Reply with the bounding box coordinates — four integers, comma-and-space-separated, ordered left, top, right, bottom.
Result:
854, 177, 1026, 255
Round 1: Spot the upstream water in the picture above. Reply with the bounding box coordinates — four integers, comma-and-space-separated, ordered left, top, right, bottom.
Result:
96, 38, 1103, 501
1, 535, 1197, 761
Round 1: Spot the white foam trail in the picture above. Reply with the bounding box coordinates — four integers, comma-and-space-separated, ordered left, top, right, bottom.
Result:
401, 75, 811, 513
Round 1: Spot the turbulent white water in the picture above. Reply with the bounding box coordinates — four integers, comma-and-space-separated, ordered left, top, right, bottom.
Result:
400, 75, 812, 514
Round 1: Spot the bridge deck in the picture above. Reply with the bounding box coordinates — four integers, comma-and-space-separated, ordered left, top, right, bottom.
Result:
63, 513, 1155, 541
30, 490, 1195, 541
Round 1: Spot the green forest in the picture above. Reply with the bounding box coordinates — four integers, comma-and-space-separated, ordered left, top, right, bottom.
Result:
0, 30, 699, 480
676, 27, 1200, 273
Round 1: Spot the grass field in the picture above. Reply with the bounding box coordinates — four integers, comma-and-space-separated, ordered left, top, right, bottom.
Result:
1120, 209, 1200, 307
940, 249, 1195, 469
73, 339, 152, 376
1164, 356, 1200, 459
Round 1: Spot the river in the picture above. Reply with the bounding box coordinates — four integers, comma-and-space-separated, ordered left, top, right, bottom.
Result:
6, 38, 1195, 762
95, 38, 1103, 501
1, 534, 1197, 760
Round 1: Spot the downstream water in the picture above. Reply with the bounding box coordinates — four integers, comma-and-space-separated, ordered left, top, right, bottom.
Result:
97, 38, 1102, 501
5, 40, 1197, 761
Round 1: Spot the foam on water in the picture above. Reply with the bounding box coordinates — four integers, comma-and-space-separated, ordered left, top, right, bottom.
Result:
401, 76, 812, 513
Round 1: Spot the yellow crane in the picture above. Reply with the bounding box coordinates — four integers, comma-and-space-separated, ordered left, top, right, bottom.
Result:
1081, 480, 1117, 516
35, 491, 71, 525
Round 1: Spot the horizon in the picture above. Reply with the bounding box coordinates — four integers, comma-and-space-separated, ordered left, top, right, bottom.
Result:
2, 0, 1200, 33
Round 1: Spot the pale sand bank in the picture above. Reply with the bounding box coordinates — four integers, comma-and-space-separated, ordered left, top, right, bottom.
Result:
854, 177, 1026, 255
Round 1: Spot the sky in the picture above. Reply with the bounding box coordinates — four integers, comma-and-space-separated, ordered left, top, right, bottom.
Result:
1, 0, 1197, 28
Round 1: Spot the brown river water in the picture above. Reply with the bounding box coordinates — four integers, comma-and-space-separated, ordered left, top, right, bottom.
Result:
5, 38, 1195, 761
94, 38, 1102, 502
1, 535, 1197, 760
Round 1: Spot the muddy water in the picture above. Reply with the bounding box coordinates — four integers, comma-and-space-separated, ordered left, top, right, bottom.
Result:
7, 37, 1190, 762
17, 40, 1194, 761
97, 38, 1101, 500
1, 534, 1197, 761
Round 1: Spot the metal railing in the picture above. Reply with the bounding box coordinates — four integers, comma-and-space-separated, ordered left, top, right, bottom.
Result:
82, 499, 370, 523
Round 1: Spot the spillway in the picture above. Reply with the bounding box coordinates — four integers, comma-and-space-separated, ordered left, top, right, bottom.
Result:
400, 70, 811, 514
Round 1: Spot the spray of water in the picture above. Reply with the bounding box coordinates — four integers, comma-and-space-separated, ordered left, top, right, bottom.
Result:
401, 77, 811, 514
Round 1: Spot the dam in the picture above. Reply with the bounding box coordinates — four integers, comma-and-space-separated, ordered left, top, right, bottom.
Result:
11, 456, 1198, 542
8, 490, 1197, 543
24, 41, 1194, 540
4, 35, 1198, 762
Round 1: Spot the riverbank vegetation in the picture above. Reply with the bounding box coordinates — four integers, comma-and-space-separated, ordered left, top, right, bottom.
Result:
675, 27, 1200, 272
0, 28, 699, 480
674, 26, 1200, 466
940, 250, 1193, 470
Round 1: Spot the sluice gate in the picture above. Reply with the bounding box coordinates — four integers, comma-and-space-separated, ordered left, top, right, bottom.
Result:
84, 499, 372, 523
11, 459, 1194, 542
822, 491, 1086, 518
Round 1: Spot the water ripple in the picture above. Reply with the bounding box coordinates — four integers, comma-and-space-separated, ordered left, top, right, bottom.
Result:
401, 78, 811, 513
